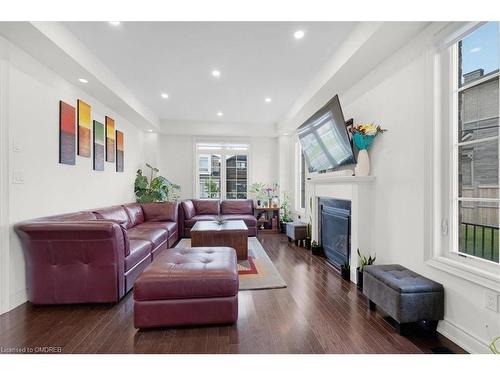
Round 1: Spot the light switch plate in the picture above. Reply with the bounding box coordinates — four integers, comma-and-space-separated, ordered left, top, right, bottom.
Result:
12, 171, 24, 184
12, 143, 22, 153
485, 290, 499, 312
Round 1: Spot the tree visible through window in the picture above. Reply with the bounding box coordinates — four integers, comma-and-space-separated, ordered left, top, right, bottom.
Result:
196, 143, 249, 199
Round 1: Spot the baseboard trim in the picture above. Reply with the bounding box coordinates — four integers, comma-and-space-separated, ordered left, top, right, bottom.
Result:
437, 319, 491, 354
9, 288, 28, 311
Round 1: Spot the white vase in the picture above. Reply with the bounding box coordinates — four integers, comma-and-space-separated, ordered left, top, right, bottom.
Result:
355, 149, 370, 176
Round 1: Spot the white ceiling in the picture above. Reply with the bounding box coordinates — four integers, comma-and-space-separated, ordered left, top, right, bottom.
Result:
62, 22, 358, 126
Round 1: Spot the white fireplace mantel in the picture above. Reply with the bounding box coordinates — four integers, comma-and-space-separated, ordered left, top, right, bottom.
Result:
308, 174, 376, 185
308, 175, 375, 284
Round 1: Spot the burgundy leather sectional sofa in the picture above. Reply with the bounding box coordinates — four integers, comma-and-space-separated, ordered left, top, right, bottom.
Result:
180, 199, 257, 237
15, 198, 256, 306
15, 202, 179, 305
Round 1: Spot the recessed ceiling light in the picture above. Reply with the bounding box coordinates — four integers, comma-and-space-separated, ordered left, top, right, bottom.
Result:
161, 93, 169, 99
78, 78, 88, 83
217, 112, 223, 117
283, 133, 289, 136
147, 129, 153, 132
109, 21, 121, 26
294, 30, 305, 40
265, 97, 272, 103
212, 70, 221, 78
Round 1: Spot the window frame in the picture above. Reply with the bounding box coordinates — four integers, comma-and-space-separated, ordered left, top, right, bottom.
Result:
451, 40, 499, 264
294, 139, 306, 214
425, 22, 500, 292
194, 141, 250, 200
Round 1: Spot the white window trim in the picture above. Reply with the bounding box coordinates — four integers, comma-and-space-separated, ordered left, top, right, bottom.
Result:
193, 139, 251, 199
424, 22, 500, 292
294, 139, 305, 215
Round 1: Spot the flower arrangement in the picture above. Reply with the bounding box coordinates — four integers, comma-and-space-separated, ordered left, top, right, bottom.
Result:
351, 123, 387, 150
249, 182, 279, 207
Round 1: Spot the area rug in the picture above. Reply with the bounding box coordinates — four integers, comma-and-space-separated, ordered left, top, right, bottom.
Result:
175, 237, 287, 291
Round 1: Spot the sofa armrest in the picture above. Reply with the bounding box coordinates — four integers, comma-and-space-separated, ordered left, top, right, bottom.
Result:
14, 220, 127, 304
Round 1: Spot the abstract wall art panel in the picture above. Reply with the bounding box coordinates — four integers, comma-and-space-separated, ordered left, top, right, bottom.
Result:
59, 101, 76, 165
105, 116, 115, 162
116, 130, 124, 172
77, 99, 91, 157
93, 120, 105, 171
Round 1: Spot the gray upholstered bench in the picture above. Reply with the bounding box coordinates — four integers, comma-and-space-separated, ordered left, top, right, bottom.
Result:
286, 222, 307, 246
363, 264, 444, 334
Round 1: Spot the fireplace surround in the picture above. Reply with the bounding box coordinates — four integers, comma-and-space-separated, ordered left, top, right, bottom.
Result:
308, 174, 374, 283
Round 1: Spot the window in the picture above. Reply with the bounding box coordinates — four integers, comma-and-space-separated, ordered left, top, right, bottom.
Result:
226, 154, 248, 199
196, 142, 249, 199
453, 22, 499, 264
300, 149, 306, 209
198, 154, 221, 198
295, 141, 306, 211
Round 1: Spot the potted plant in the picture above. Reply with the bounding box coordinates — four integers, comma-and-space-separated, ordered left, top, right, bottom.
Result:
341, 259, 350, 281
279, 192, 293, 233
311, 240, 323, 256
249, 182, 266, 207
356, 248, 376, 290
134, 163, 181, 203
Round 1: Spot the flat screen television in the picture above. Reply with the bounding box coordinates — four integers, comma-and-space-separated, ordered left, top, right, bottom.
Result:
297, 95, 355, 174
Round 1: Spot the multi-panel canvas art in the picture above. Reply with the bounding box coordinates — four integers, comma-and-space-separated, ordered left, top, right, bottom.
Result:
77, 99, 91, 157
116, 130, 124, 172
93, 120, 105, 171
105, 116, 115, 162
59, 101, 76, 165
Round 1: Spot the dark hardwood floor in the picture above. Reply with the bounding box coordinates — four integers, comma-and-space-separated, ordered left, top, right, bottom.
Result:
0, 233, 466, 354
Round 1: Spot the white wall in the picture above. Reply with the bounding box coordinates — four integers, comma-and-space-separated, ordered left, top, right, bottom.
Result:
282, 24, 499, 353
158, 134, 278, 200
1, 37, 155, 311
158, 135, 194, 200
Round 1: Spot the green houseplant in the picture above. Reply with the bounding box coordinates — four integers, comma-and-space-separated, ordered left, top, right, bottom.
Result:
279, 192, 293, 233
356, 248, 376, 290
341, 259, 350, 281
249, 182, 267, 207
134, 163, 180, 203
490, 336, 500, 354
311, 240, 323, 256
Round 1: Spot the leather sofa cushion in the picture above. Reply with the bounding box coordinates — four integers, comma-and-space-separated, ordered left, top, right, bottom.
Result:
125, 239, 152, 271
182, 200, 196, 220
135, 222, 177, 236
134, 247, 238, 300
222, 214, 257, 227
185, 215, 218, 228
127, 227, 168, 247
220, 199, 254, 215
94, 206, 130, 228
123, 203, 144, 228
192, 199, 220, 215
141, 202, 178, 222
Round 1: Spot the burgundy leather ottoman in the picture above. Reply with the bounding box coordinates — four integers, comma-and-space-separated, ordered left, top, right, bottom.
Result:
134, 247, 239, 329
